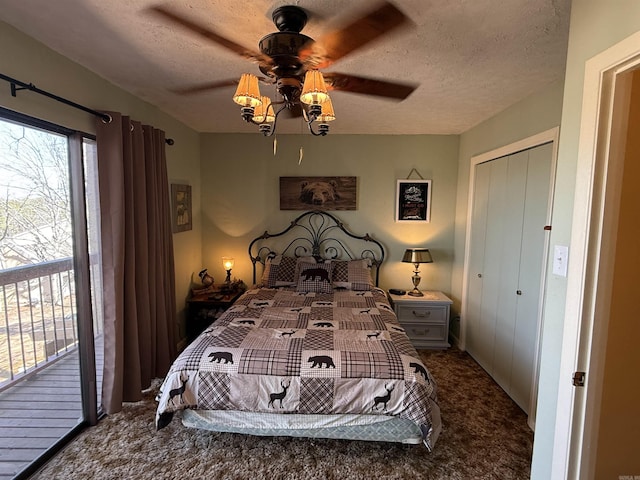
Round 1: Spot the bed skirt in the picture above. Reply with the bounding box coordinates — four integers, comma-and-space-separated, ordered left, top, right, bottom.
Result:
181, 409, 426, 446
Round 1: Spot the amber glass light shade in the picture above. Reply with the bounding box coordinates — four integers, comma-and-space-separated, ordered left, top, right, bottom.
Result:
232, 74, 262, 107
222, 257, 235, 271
300, 70, 329, 105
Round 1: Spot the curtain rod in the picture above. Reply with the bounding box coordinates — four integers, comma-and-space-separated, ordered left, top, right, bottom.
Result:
0, 72, 174, 145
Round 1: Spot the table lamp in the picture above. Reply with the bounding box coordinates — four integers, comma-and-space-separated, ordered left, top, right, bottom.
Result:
402, 248, 433, 297
222, 257, 234, 284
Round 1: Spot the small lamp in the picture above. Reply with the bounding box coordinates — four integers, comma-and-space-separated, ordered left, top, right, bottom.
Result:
402, 248, 433, 297
222, 257, 235, 284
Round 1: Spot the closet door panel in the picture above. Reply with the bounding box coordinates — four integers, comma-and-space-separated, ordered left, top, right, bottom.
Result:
466, 161, 491, 364
492, 151, 528, 393
511, 143, 553, 412
475, 157, 509, 375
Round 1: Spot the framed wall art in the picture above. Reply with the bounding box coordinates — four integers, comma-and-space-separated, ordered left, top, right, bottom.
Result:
280, 176, 357, 210
171, 183, 192, 233
395, 179, 432, 222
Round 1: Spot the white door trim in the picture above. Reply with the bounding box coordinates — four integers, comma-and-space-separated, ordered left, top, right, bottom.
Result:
459, 127, 559, 427
551, 30, 640, 480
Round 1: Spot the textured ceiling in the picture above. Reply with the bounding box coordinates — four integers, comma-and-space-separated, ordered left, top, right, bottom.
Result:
0, 0, 571, 134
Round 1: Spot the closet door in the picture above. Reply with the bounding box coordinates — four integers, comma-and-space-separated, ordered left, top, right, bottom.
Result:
465, 142, 553, 415
465, 160, 493, 370
492, 151, 528, 392
510, 143, 553, 410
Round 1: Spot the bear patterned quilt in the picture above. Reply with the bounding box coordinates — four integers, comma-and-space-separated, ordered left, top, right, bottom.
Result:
155, 287, 442, 450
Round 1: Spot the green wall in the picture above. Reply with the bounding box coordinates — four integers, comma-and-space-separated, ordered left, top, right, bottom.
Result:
0, 20, 203, 336
199, 133, 459, 293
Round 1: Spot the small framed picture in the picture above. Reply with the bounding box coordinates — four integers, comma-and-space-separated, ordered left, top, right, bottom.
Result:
395, 179, 432, 223
171, 184, 192, 233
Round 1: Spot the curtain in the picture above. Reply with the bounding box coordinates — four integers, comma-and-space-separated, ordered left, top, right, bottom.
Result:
96, 112, 177, 414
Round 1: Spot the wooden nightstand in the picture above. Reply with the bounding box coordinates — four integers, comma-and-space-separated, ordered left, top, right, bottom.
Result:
388, 290, 452, 349
186, 284, 245, 342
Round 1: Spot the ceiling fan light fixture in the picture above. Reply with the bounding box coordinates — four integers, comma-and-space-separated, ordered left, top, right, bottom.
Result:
300, 70, 329, 105
232, 73, 262, 107
253, 96, 275, 123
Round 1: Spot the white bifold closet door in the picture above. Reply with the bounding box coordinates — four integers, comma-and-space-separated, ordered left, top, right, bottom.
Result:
466, 142, 553, 415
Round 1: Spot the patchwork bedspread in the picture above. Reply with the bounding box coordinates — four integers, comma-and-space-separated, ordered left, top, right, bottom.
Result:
156, 287, 442, 449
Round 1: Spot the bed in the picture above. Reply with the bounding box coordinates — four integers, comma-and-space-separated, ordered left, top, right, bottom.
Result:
156, 211, 442, 450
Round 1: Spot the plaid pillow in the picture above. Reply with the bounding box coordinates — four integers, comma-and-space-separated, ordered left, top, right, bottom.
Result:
262, 255, 316, 287
330, 259, 373, 291
296, 262, 334, 294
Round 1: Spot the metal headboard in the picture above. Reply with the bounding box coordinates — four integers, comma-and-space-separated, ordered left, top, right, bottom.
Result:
248, 211, 385, 286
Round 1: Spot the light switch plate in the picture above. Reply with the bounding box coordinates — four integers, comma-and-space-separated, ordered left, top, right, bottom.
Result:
553, 245, 569, 277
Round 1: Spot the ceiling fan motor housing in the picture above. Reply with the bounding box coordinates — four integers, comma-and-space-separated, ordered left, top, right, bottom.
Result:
259, 32, 312, 77
259, 6, 313, 80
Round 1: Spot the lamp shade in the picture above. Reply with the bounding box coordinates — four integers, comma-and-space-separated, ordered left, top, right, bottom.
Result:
402, 248, 433, 264
253, 96, 275, 123
300, 70, 329, 105
222, 257, 235, 271
317, 96, 336, 122
232, 73, 262, 107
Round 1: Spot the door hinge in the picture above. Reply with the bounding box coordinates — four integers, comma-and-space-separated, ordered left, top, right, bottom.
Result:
572, 371, 586, 387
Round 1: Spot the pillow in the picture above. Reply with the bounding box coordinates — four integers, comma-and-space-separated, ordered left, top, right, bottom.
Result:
296, 262, 334, 294
330, 259, 374, 291
261, 255, 316, 288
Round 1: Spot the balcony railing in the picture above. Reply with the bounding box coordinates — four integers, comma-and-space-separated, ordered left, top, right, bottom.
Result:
0, 257, 102, 390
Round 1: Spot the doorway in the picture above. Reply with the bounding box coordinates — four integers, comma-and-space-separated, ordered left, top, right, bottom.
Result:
0, 110, 102, 479
552, 31, 640, 479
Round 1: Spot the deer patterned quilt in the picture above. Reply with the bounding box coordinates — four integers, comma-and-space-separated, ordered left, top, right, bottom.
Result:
155, 287, 442, 450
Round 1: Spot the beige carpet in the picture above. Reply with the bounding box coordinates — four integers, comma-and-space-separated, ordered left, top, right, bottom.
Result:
30, 349, 533, 479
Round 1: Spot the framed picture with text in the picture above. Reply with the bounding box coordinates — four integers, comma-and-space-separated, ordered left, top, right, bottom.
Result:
395, 179, 432, 223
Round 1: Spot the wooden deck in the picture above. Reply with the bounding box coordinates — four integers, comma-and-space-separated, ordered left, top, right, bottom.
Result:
0, 337, 103, 480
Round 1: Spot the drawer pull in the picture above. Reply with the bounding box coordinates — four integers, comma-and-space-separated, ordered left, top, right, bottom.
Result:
412, 310, 431, 318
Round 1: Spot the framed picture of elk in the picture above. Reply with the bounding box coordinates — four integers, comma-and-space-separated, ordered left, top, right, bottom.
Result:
395, 179, 432, 223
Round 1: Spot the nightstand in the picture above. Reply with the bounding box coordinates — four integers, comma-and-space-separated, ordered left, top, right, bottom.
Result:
388, 290, 452, 349
186, 284, 245, 342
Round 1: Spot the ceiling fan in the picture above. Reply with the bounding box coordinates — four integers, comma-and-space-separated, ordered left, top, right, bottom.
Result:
148, 1, 418, 136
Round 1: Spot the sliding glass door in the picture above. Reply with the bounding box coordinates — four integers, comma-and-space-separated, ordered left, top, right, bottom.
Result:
0, 110, 101, 479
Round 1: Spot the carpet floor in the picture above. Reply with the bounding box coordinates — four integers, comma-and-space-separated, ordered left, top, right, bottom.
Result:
30, 348, 533, 480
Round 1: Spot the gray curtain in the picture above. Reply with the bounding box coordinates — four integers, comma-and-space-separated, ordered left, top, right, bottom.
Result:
96, 112, 177, 414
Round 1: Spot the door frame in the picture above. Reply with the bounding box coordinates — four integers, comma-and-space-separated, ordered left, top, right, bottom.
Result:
459, 127, 560, 428
551, 31, 640, 480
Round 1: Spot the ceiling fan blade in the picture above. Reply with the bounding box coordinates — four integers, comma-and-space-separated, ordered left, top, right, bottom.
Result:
147, 5, 272, 65
171, 77, 273, 95
324, 73, 417, 100
171, 79, 239, 95
299, 1, 410, 69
